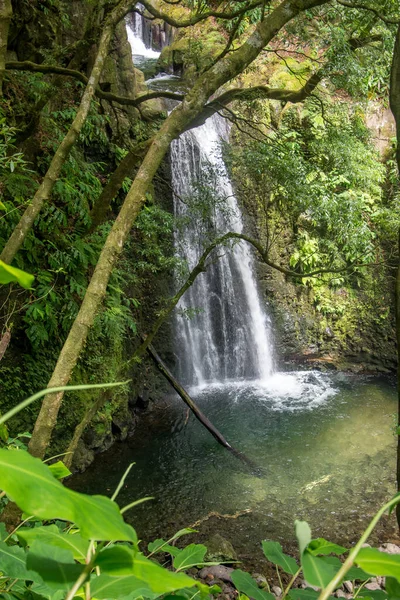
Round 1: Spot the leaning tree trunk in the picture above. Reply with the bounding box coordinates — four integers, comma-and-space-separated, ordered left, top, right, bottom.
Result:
0, 0, 133, 265
89, 139, 152, 230
389, 22, 400, 528
0, 0, 11, 96
28, 0, 329, 459
146, 342, 257, 468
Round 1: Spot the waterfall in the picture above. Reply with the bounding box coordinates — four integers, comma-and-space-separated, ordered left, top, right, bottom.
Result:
125, 14, 275, 387
171, 115, 275, 386
126, 6, 160, 58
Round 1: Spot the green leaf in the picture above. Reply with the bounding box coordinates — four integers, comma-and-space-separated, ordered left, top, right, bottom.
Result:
29, 582, 65, 600
320, 556, 369, 582
48, 461, 72, 480
147, 538, 182, 557
95, 546, 135, 576
173, 544, 207, 571
0, 448, 137, 542
0, 522, 7, 541
301, 551, 338, 589
90, 574, 157, 599
232, 570, 275, 600
386, 577, 400, 599
0, 201, 6, 210
26, 541, 84, 590
308, 539, 347, 556
288, 589, 320, 600
0, 541, 42, 581
358, 591, 390, 600
342, 564, 369, 581
296, 521, 312, 555
288, 590, 336, 600
17, 525, 89, 560
132, 553, 196, 593
0, 261, 34, 289
262, 540, 298, 574
356, 548, 400, 582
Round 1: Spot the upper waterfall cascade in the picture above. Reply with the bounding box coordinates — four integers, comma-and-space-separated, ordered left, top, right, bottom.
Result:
126, 6, 160, 58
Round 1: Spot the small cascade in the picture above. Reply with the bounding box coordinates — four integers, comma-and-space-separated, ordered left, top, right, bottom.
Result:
172, 116, 275, 386
126, 5, 160, 58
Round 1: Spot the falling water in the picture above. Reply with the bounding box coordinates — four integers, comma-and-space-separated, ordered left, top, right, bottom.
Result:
125, 13, 274, 387
126, 6, 160, 58
171, 116, 274, 386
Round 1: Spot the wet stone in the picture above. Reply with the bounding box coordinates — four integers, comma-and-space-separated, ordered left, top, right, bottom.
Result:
198, 565, 234, 583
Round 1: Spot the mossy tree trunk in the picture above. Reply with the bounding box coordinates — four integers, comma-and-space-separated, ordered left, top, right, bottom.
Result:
389, 21, 400, 528
0, 0, 133, 265
28, 0, 330, 459
0, 0, 11, 96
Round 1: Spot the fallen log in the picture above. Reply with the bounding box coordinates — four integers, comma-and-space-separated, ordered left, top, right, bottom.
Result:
146, 341, 258, 470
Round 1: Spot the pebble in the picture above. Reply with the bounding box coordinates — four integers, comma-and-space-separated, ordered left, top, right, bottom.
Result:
364, 582, 381, 591
378, 543, 400, 555
301, 583, 319, 592
272, 586, 283, 597
343, 581, 353, 593
335, 591, 347, 598
198, 565, 234, 583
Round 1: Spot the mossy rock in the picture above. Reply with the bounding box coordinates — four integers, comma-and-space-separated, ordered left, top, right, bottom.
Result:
205, 534, 237, 562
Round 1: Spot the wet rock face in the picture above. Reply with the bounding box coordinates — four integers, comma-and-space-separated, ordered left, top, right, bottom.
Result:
366, 103, 396, 156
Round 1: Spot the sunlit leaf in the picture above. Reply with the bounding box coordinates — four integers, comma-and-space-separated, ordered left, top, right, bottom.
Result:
262, 540, 298, 574
295, 521, 312, 555
173, 544, 207, 571
356, 548, 400, 582
48, 461, 72, 480
301, 551, 338, 588
0, 260, 34, 289
0, 449, 137, 542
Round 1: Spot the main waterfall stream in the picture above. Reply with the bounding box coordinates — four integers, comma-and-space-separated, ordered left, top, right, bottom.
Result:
171, 114, 273, 384
69, 18, 398, 560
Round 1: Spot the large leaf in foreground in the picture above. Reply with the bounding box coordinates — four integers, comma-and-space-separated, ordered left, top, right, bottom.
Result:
95, 546, 135, 576
26, 541, 84, 590
232, 570, 275, 600
302, 551, 338, 588
262, 540, 298, 574
0, 541, 42, 581
0, 449, 136, 542
90, 574, 157, 599
356, 548, 400, 582
17, 525, 89, 560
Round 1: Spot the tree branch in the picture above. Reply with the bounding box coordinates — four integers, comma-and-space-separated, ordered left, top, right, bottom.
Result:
139, 0, 265, 28
188, 71, 323, 129
5, 61, 184, 107
337, 0, 399, 25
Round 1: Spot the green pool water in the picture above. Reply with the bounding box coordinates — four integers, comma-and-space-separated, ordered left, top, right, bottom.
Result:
69, 372, 398, 561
